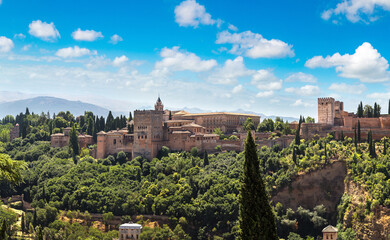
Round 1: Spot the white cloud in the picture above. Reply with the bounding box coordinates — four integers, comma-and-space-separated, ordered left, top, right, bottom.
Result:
256, 91, 274, 98
232, 84, 243, 94
367, 92, 390, 99
0, 36, 14, 53
72, 28, 103, 41
110, 34, 123, 44
285, 85, 321, 96
228, 24, 238, 31
329, 82, 367, 94
155, 46, 217, 73
56, 46, 95, 58
14, 33, 26, 39
216, 30, 294, 58
28, 20, 60, 41
285, 72, 317, 83
306, 42, 390, 82
174, 0, 221, 28
22, 44, 32, 51
322, 0, 390, 23
251, 69, 283, 90
113, 55, 129, 66
208, 56, 254, 84
292, 99, 314, 107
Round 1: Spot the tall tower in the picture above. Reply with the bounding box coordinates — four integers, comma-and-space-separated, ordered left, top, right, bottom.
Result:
155, 96, 164, 111
133, 97, 164, 159
318, 97, 335, 125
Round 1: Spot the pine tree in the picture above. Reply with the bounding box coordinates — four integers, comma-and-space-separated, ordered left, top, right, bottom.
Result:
239, 131, 278, 240
203, 150, 209, 166
358, 120, 361, 143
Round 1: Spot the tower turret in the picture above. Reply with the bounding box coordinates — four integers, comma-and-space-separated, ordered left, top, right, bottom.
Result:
155, 96, 164, 111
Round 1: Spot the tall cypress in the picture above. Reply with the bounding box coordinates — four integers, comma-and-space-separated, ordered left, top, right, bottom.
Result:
354, 128, 358, 150
203, 150, 209, 166
388, 99, 390, 114
69, 125, 79, 161
239, 131, 278, 240
21, 213, 25, 233
357, 120, 361, 143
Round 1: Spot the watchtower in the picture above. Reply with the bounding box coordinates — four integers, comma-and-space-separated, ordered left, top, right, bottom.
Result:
133, 97, 165, 159
318, 97, 335, 125
322, 225, 338, 240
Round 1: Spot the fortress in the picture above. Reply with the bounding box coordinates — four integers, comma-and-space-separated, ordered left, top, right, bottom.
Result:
300, 97, 390, 140
51, 96, 390, 160
51, 97, 277, 159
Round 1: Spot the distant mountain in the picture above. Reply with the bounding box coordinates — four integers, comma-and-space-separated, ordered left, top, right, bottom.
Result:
0, 96, 122, 118
0, 96, 299, 122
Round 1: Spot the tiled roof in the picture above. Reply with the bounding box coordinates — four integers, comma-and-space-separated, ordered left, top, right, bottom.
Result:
322, 225, 338, 233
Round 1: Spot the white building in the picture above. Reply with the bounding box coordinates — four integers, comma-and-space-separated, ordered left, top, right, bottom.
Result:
118, 223, 142, 240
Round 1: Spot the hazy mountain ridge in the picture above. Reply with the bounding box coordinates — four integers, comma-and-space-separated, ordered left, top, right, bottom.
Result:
0, 96, 298, 122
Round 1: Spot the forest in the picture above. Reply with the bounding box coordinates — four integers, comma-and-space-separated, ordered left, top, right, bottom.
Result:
1, 109, 390, 239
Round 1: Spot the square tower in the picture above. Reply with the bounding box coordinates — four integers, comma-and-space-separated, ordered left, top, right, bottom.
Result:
318, 97, 335, 125
133, 110, 164, 159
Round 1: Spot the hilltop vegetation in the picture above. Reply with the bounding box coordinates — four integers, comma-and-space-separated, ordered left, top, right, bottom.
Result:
1, 109, 390, 239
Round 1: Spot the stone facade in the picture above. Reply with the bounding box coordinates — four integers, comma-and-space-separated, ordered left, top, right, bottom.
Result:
300, 97, 390, 141
51, 127, 93, 149
94, 97, 262, 159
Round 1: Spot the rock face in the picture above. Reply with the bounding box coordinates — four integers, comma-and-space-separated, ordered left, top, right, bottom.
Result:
272, 161, 347, 213
344, 181, 390, 240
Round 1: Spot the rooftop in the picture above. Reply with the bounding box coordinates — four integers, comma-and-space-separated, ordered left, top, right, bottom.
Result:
322, 225, 338, 233
119, 223, 142, 230
176, 112, 259, 117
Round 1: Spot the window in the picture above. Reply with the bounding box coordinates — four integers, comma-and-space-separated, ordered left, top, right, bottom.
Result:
113, 139, 116, 144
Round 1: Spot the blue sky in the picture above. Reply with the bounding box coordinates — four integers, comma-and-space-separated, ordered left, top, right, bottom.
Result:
1, 0, 390, 118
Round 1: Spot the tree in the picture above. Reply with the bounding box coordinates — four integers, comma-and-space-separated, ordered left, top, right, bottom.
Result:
364, 104, 374, 118
169, 111, 172, 120
102, 212, 114, 232
388, 99, 390, 114
357, 120, 361, 143
68, 125, 79, 162
354, 128, 358, 150
243, 118, 255, 131
306, 116, 315, 123
105, 111, 114, 131
190, 147, 198, 157
357, 102, 363, 118
239, 131, 278, 240
0, 219, 8, 240
21, 213, 26, 233
203, 150, 209, 166
0, 153, 26, 184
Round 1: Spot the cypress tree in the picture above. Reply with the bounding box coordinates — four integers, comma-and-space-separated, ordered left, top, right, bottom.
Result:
21, 213, 25, 233
203, 150, 209, 166
69, 125, 79, 157
169, 111, 172, 120
292, 146, 297, 164
357, 120, 361, 143
0, 219, 7, 240
129, 112, 133, 121
239, 131, 278, 240
340, 131, 344, 140
354, 128, 358, 150
33, 209, 37, 227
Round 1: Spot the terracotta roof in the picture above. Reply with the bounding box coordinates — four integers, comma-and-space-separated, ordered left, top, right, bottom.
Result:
173, 110, 189, 115
97, 131, 106, 135
51, 133, 65, 136
322, 225, 338, 233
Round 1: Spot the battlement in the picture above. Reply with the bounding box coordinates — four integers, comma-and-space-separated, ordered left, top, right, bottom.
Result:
318, 97, 335, 104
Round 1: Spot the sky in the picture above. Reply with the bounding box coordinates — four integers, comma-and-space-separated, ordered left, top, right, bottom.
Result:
1, 0, 390, 118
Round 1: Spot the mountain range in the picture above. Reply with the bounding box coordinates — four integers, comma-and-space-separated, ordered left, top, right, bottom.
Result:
0, 96, 298, 122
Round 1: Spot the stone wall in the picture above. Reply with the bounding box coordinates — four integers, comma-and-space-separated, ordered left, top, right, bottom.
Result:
318, 97, 335, 125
